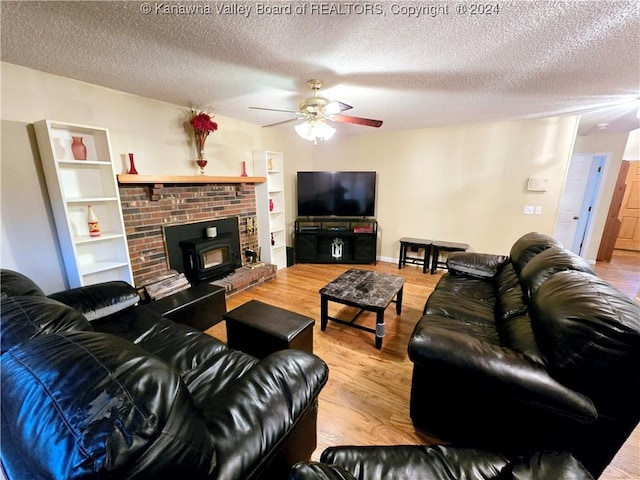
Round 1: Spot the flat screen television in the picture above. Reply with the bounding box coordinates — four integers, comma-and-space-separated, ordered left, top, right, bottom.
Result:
297, 171, 376, 217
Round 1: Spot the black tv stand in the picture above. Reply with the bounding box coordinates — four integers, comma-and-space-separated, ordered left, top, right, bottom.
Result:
294, 217, 377, 264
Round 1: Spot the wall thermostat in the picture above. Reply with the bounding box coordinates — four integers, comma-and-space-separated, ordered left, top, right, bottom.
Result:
527, 177, 548, 192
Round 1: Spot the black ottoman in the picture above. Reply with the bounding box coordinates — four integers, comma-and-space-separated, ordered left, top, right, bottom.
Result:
223, 300, 315, 358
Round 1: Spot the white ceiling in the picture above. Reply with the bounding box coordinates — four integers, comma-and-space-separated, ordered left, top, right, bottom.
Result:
2, 0, 639, 137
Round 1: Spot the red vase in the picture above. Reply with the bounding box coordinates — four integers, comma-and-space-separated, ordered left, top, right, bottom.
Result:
269, 198, 274, 212
128, 153, 138, 174
71, 136, 87, 160
196, 159, 208, 175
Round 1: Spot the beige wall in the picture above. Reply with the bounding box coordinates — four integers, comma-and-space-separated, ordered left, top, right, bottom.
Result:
310, 117, 580, 258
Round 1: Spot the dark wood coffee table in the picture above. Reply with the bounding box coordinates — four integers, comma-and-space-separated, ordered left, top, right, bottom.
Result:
319, 269, 405, 349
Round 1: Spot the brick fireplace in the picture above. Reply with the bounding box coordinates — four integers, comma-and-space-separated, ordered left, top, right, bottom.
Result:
119, 182, 259, 286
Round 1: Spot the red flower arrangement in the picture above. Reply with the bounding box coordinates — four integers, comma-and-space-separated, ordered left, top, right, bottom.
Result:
189, 108, 218, 161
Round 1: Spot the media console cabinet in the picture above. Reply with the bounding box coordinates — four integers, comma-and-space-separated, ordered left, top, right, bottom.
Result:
294, 217, 377, 264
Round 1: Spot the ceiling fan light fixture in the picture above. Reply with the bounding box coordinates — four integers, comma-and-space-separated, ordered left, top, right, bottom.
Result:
295, 119, 336, 143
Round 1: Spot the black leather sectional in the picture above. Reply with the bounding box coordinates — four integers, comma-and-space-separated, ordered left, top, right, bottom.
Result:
408, 232, 640, 477
0, 270, 328, 479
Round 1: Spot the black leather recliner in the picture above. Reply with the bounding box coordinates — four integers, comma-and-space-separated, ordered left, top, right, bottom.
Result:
0, 269, 329, 479
408, 232, 640, 477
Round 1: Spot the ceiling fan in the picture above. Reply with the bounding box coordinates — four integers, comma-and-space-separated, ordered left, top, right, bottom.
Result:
249, 79, 383, 142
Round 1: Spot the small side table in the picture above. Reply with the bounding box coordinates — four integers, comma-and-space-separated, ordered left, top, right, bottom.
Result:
224, 300, 315, 358
145, 282, 227, 331
398, 237, 432, 274
430, 241, 469, 274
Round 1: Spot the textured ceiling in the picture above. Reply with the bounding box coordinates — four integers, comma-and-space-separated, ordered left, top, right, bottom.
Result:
2, 0, 639, 137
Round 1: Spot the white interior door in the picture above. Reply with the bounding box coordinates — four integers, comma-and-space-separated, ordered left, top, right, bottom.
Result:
554, 154, 593, 252
571, 156, 604, 254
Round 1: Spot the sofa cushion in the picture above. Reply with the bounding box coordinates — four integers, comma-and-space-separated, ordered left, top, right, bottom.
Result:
530, 270, 640, 397
0, 269, 45, 297
93, 306, 258, 400
0, 331, 216, 479
496, 313, 546, 366
424, 274, 497, 328
509, 232, 562, 274
519, 247, 594, 299
0, 296, 92, 353
446, 252, 508, 279
495, 262, 528, 320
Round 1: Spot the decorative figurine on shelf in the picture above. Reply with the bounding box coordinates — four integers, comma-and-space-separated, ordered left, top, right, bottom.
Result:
267, 157, 273, 170
269, 198, 274, 212
188, 107, 218, 174
241, 160, 248, 177
87, 205, 101, 237
271, 233, 275, 246
331, 238, 344, 260
127, 153, 138, 174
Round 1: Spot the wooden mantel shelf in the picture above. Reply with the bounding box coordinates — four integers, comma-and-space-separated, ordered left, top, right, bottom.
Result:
117, 174, 266, 184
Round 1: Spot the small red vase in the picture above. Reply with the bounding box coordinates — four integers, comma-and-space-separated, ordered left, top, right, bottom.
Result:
196, 159, 208, 175
128, 153, 138, 174
269, 198, 274, 212
71, 136, 87, 160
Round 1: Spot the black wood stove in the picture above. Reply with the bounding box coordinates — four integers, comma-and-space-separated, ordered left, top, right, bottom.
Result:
180, 232, 237, 282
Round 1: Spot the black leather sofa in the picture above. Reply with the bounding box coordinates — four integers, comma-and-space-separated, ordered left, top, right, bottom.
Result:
0, 269, 329, 479
289, 445, 594, 480
408, 232, 640, 477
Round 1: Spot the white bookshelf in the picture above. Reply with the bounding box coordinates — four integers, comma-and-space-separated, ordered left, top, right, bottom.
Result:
34, 120, 133, 287
253, 151, 287, 269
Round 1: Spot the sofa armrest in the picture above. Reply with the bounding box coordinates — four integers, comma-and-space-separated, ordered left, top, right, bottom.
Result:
204, 350, 329, 480
290, 462, 356, 480
446, 252, 508, 279
290, 447, 594, 480
48, 281, 140, 321
408, 316, 596, 423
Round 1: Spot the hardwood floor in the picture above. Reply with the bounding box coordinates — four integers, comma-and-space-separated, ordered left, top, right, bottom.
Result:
206, 249, 640, 479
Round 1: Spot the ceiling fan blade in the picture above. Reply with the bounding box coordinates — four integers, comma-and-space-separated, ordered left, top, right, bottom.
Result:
324, 101, 353, 114
262, 117, 300, 128
330, 114, 383, 128
249, 106, 298, 114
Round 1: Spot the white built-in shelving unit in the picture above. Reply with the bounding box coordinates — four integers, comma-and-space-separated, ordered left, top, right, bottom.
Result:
34, 120, 133, 287
253, 151, 287, 269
